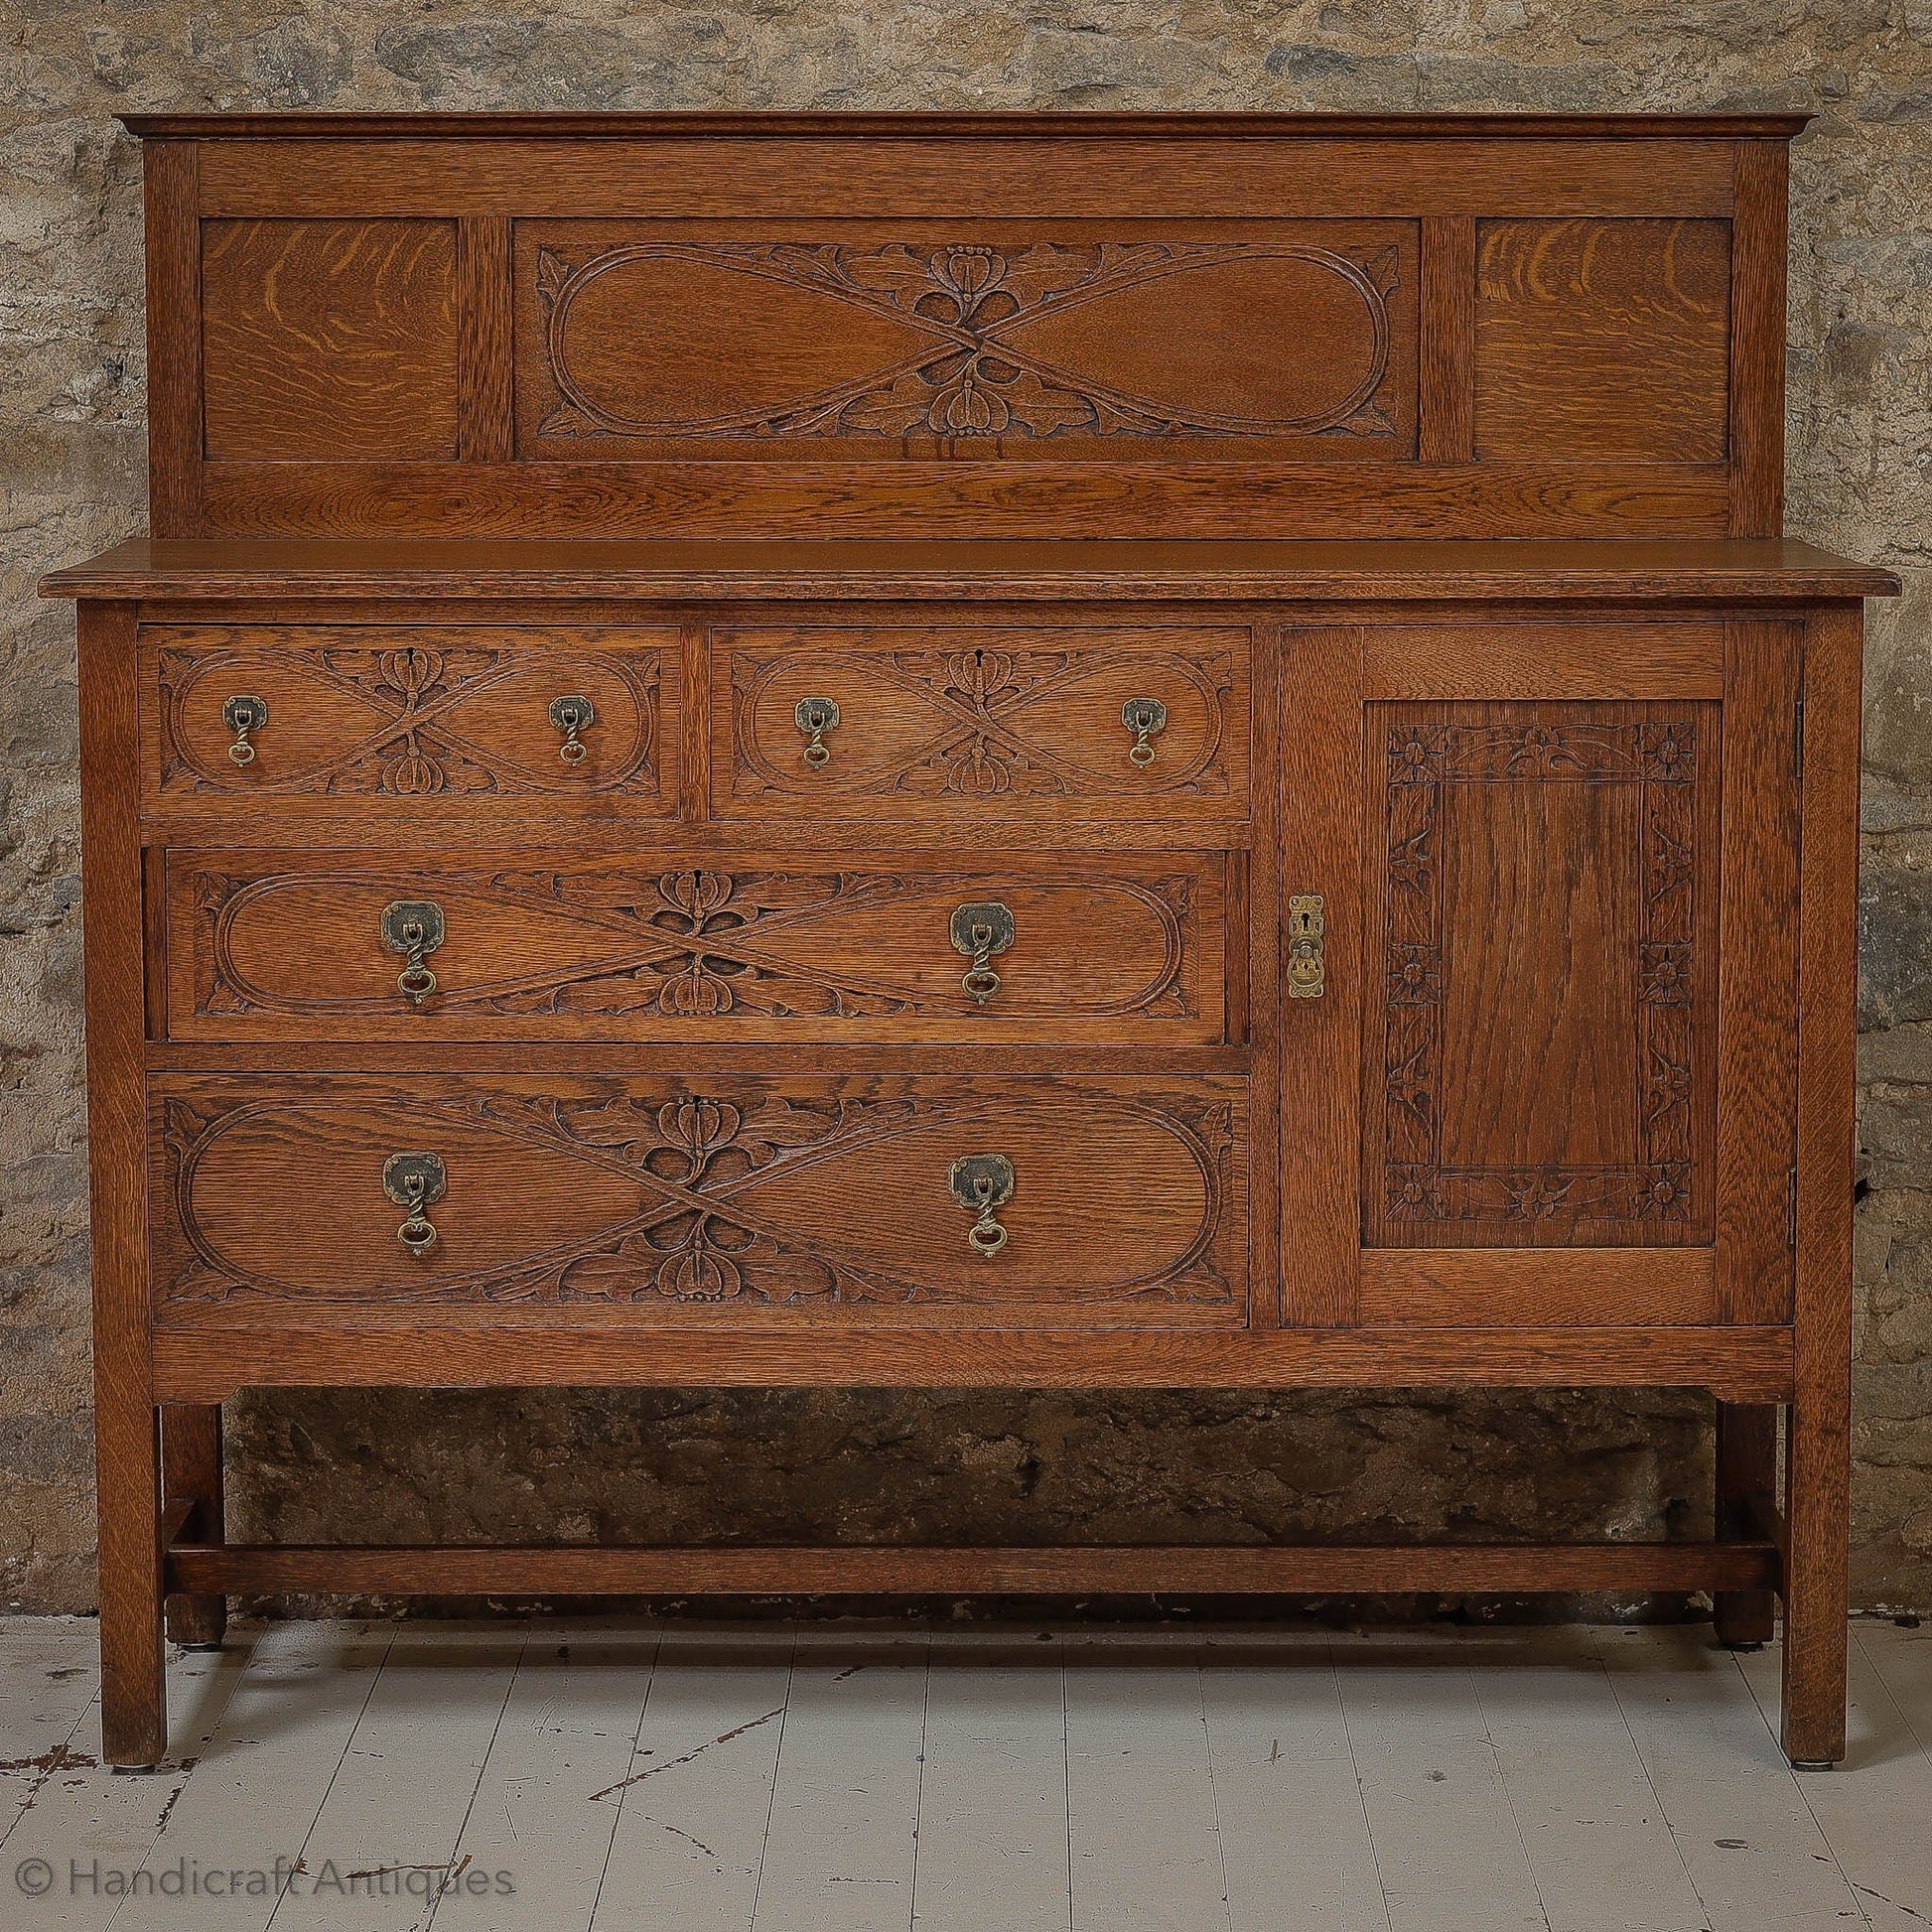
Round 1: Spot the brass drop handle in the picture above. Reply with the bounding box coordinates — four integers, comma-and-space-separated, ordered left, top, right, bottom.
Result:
549, 694, 595, 765
380, 899, 446, 1007
947, 1153, 1014, 1258
1122, 696, 1167, 767
383, 1152, 447, 1255
795, 696, 841, 769
1288, 893, 1326, 1000
222, 694, 268, 766
949, 900, 1015, 1007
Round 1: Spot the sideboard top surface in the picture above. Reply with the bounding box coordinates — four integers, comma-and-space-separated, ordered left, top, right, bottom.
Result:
43, 537, 1900, 605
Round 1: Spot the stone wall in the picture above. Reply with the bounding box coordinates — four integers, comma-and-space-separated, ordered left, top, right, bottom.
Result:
3, 2, 1927, 1615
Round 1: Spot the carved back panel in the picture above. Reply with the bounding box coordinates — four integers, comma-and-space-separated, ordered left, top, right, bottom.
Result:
127, 112, 1800, 540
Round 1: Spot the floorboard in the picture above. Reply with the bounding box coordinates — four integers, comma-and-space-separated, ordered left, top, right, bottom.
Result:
2, 1617, 1926, 1932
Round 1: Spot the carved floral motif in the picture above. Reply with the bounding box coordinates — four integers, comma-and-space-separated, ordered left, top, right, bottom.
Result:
156, 1084, 1239, 1311
732, 643, 1237, 801
157, 642, 660, 796
534, 237, 1401, 443
1378, 710, 1706, 1235
195, 864, 1197, 1022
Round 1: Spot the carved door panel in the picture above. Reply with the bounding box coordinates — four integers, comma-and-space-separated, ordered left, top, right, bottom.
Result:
1363, 698, 1721, 1249
1283, 621, 1801, 1329
164, 849, 1229, 1043
140, 624, 676, 807
149, 1074, 1248, 1327
713, 624, 1250, 819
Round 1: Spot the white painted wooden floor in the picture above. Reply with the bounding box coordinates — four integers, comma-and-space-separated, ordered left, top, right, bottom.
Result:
2, 1616, 1928, 1932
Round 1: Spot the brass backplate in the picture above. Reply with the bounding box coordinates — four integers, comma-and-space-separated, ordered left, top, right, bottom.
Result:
947, 1152, 1015, 1212
382, 1151, 447, 1209
379, 899, 446, 957
949, 900, 1016, 959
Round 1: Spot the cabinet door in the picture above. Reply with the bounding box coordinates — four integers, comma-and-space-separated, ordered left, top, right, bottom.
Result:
1281, 621, 1800, 1329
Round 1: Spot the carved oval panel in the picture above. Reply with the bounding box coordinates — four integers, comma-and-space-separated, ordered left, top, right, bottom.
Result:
717, 626, 1250, 816
522, 225, 1413, 453
143, 624, 673, 802
169, 853, 1226, 1042
152, 1076, 1248, 1319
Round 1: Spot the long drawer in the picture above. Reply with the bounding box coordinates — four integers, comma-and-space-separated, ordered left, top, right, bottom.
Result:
148, 1073, 1249, 1325
161, 849, 1236, 1042
139, 622, 678, 809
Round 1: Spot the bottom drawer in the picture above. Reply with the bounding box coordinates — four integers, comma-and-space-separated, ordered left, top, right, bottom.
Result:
150, 1073, 1248, 1324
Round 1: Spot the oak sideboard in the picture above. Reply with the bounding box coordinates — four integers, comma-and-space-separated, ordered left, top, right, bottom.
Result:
45, 110, 1897, 1769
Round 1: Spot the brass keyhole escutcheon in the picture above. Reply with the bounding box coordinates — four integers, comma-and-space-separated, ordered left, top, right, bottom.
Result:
1122, 696, 1167, 768
222, 694, 268, 766
383, 1152, 447, 1255
795, 696, 841, 769
549, 694, 596, 765
1287, 892, 1326, 1000
947, 1153, 1015, 1258
380, 899, 446, 1007
949, 900, 1016, 1007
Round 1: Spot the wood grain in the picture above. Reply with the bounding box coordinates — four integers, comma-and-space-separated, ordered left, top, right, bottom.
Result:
46, 536, 1899, 604
515, 218, 1417, 461
1475, 218, 1731, 463
1715, 620, 1801, 1323
1781, 602, 1863, 1765
165, 1539, 1778, 1599
1360, 1248, 1718, 1326
147, 1322, 1798, 1404
163, 847, 1228, 1044
201, 217, 461, 460
1279, 625, 1362, 1325
139, 621, 676, 808
143, 140, 204, 538
1363, 698, 1719, 1250
147, 1071, 1249, 1323
1362, 621, 1724, 699
190, 457, 1734, 542
1419, 215, 1476, 464
1727, 142, 1789, 537
712, 621, 1251, 822
456, 214, 513, 464
76, 602, 167, 1766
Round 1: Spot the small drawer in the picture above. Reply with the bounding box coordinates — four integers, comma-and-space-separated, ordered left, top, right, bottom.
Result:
712, 623, 1251, 821
164, 848, 1234, 1043
139, 623, 678, 811
149, 1073, 1249, 1323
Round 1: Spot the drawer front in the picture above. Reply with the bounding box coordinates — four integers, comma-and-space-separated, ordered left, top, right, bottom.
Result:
140, 624, 677, 808
713, 625, 1250, 820
150, 1074, 1248, 1324
165, 850, 1231, 1042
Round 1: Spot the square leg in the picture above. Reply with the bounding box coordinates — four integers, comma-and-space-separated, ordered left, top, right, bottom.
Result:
1714, 1401, 1777, 1647
163, 1403, 226, 1650
97, 1398, 167, 1768
1779, 1390, 1851, 1767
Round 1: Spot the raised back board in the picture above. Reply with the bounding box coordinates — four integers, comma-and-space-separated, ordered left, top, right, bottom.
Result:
127, 111, 1801, 541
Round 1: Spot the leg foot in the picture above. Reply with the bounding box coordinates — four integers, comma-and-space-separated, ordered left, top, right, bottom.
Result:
98, 1402, 168, 1769
1790, 1758, 1837, 1772
110, 1763, 162, 1776
1779, 1390, 1850, 1768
